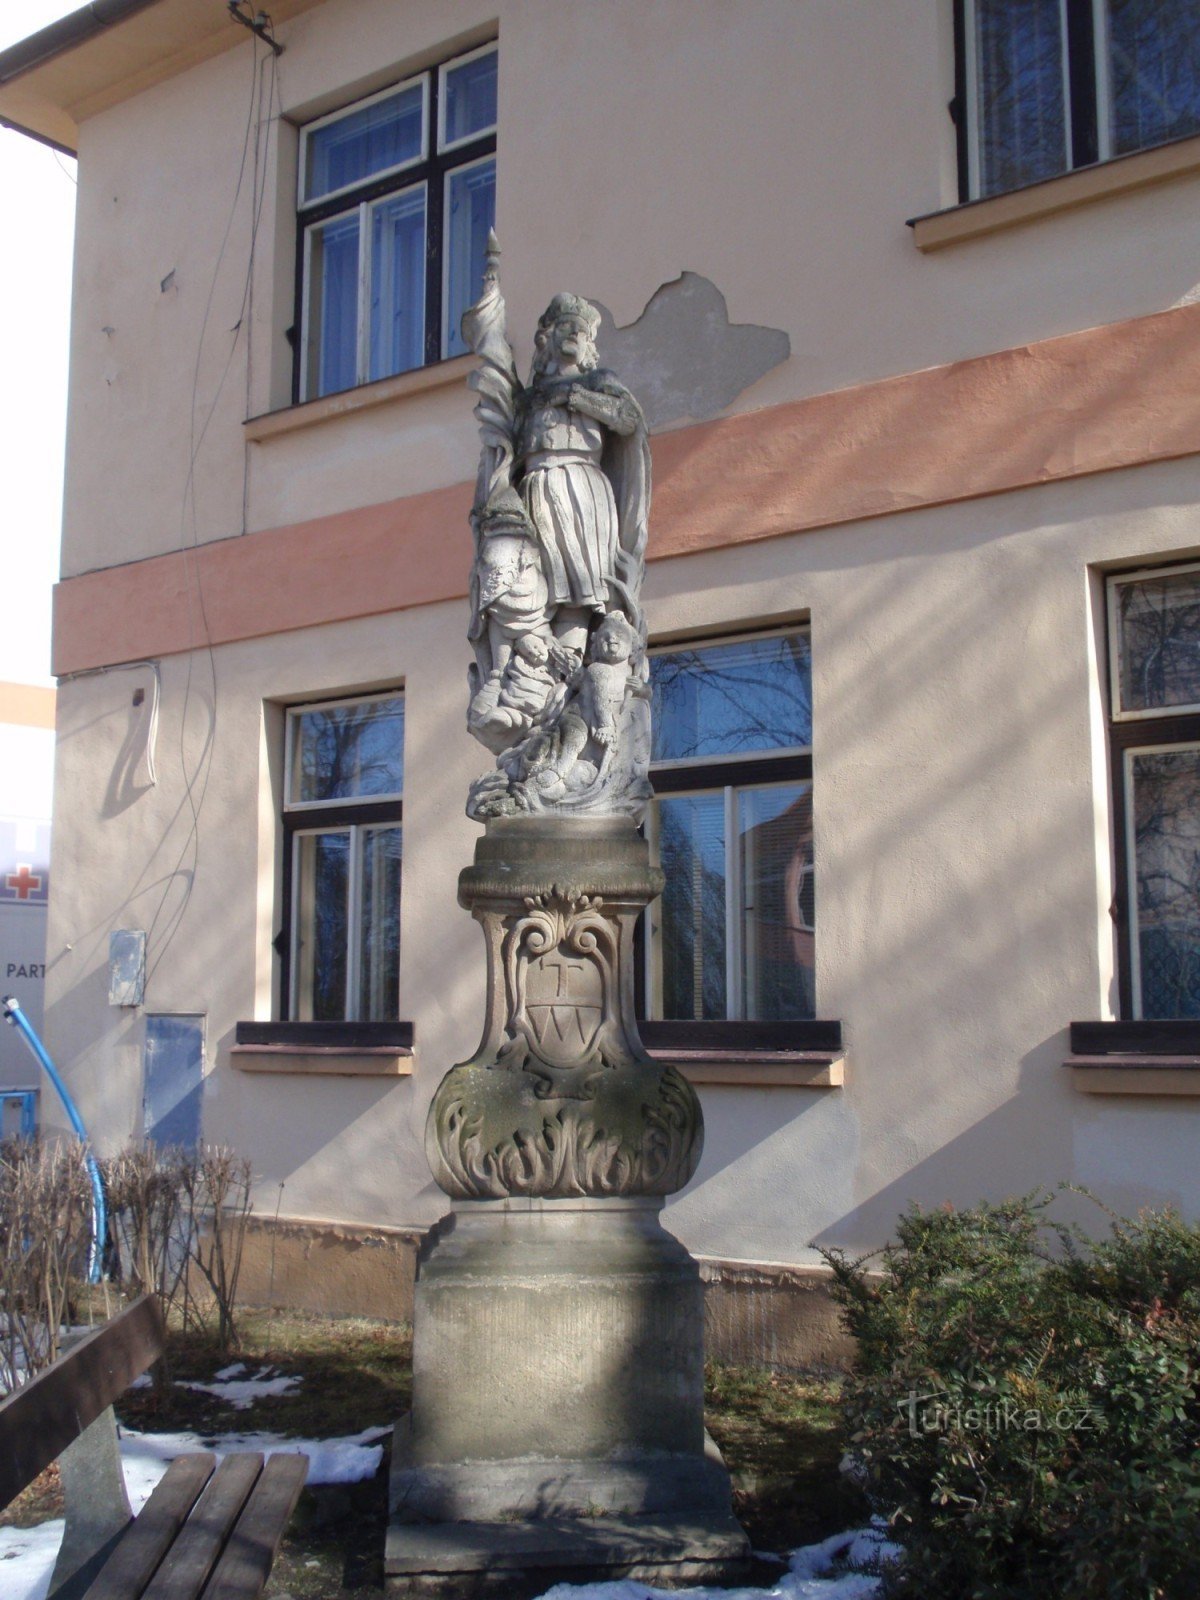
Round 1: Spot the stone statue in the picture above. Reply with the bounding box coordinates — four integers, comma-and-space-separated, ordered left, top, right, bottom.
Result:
463, 236, 653, 821
395, 243, 742, 1596
424, 235, 701, 1202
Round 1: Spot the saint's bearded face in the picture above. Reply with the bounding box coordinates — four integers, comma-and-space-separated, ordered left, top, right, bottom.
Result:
532, 299, 600, 376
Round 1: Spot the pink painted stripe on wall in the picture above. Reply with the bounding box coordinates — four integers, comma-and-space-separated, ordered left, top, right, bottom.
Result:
53, 302, 1200, 676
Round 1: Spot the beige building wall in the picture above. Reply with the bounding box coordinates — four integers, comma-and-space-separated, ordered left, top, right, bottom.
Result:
21, 0, 1200, 1279
58, 0, 1200, 573
45, 450, 1200, 1263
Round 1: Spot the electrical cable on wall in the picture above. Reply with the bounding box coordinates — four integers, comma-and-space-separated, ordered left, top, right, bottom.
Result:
134, 29, 281, 988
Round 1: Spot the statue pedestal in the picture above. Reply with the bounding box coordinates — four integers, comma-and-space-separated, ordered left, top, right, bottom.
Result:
387, 818, 747, 1594
385, 1197, 748, 1595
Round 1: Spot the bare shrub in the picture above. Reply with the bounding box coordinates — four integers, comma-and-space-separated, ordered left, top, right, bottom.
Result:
0, 1139, 94, 1389
182, 1148, 253, 1354
104, 1143, 254, 1354
103, 1144, 193, 1323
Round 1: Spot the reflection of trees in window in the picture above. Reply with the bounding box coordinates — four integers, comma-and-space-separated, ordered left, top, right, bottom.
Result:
973, 0, 1067, 196
1109, 567, 1200, 1020
285, 695, 404, 1022
296, 699, 405, 803
741, 788, 814, 1022
360, 827, 402, 1020
1118, 575, 1200, 712
658, 796, 727, 1021
651, 634, 811, 763
1132, 749, 1200, 1018
963, 1, 1200, 201
648, 631, 815, 1025
1110, 0, 1200, 155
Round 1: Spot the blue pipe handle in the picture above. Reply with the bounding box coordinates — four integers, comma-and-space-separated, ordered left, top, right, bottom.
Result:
2, 996, 107, 1283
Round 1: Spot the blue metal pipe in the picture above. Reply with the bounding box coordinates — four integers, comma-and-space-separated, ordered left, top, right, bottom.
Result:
2, 996, 107, 1283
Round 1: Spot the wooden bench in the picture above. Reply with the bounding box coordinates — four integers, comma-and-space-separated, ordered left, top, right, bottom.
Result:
0, 1295, 308, 1599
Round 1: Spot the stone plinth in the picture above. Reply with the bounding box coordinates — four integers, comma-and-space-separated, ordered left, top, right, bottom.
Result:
386, 1198, 748, 1596
425, 817, 703, 1200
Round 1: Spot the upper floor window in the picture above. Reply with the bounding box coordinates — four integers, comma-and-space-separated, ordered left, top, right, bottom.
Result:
283, 692, 405, 1021
297, 43, 497, 402
645, 630, 814, 1024
959, 1, 1200, 200
1108, 564, 1200, 1019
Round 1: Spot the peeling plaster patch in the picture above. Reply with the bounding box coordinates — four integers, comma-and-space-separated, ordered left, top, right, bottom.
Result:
592, 273, 790, 431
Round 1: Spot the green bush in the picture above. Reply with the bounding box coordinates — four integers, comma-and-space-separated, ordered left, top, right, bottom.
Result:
823, 1193, 1200, 1600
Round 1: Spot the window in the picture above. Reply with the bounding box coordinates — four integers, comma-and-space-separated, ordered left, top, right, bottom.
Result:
1108, 563, 1200, 1019
645, 630, 814, 1023
283, 693, 404, 1021
297, 43, 497, 401
957, 1, 1200, 200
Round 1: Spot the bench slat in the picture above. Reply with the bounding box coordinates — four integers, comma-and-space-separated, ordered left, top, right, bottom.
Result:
201, 1453, 309, 1600
82, 1454, 216, 1600
141, 1454, 263, 1600
0, 1296, 166, 1511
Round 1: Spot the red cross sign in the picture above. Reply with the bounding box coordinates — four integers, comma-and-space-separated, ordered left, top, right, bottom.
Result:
5, 865, 42, 901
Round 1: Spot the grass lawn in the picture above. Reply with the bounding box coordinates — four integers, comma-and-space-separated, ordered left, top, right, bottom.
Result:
2, 1310, 866, 1597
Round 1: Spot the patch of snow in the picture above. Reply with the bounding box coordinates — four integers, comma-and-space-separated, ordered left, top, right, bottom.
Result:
531, 1522, 900, 1600
116, 1424, 385, 1488
176, 1369, 302, 1409
214, 1361, 248, 1381
0, 1518, 63, 1600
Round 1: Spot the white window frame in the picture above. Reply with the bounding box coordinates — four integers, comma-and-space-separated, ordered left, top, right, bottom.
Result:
284, 689, 406, 812
441, 152, 498, 358
437, 39, 500, 154
1107, 559, 1200, 723
297, 72, 429, 209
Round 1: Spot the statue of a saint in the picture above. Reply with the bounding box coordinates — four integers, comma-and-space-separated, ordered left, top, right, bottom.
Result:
519, 293, 649, 651
462, 239, 652, 821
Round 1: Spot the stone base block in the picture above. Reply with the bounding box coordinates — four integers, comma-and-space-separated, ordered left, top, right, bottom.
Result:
390, 1418, 735, 1523
385, 1513, 748, 1597
388, 1196, 749, 1594
408, 1197, 712, 1465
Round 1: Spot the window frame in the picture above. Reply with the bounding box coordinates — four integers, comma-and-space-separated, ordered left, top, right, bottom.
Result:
954, 0, 1198, 202
1106, 563, 1200, 1019
293, 42, 497, 403
642, 623, 815, 1028
280, 691, 404, 1023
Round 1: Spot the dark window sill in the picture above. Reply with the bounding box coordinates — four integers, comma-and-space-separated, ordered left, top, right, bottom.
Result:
639, 1019, 843, 1088
1070, 1020, 1200, 1055
640, 1019, 841, 1052
232, 1021, 414, 1077
1065, 1021, 1200, 1095
236, 1021, 414, 1049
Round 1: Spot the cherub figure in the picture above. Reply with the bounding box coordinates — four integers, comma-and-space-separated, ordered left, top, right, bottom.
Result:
527, 612, 638, 800
492, 633, 559, 731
